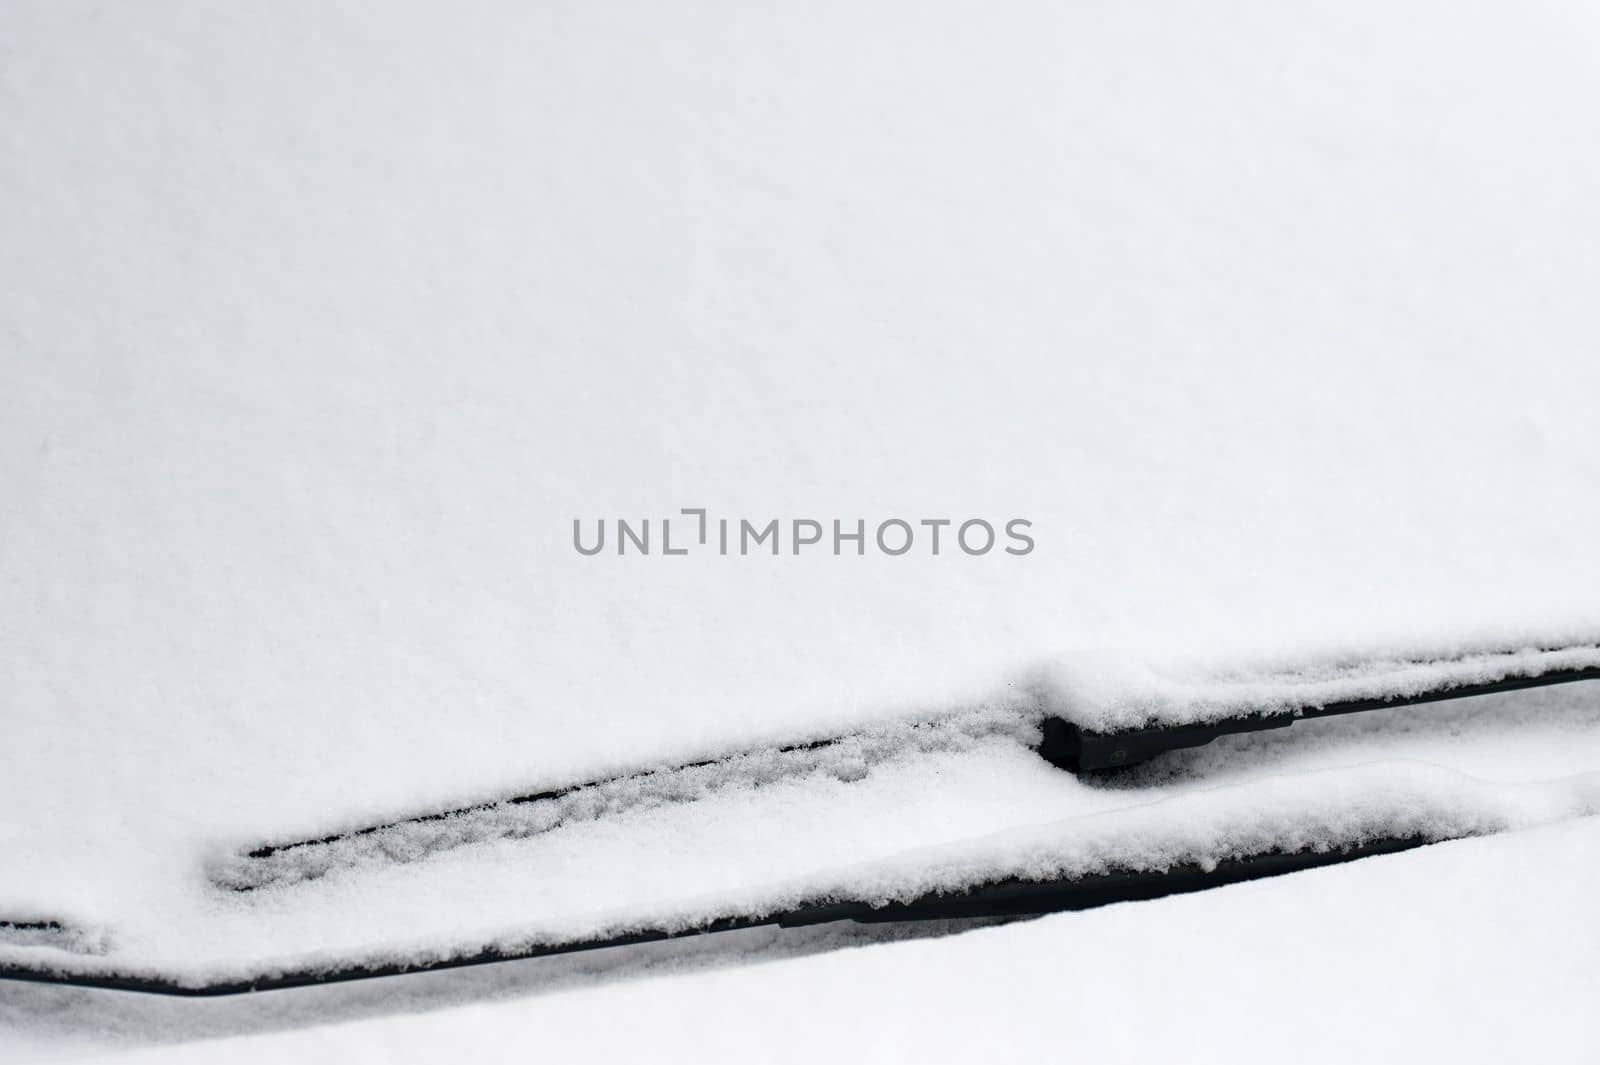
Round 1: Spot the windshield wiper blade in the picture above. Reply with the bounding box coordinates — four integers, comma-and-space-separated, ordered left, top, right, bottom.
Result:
0, 835, 1432, 997
1041, 662, 1600, 772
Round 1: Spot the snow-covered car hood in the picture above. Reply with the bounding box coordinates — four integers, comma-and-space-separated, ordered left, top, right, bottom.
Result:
5, 0, 1600, 1012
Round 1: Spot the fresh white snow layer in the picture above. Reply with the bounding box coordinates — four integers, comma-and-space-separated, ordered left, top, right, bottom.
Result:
6, 0, 1600, 1004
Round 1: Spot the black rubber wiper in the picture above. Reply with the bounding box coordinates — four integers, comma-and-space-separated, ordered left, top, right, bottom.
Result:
217, 646, 1599, 890
0, 835, 1431, 997
1040, 661, 1600, 772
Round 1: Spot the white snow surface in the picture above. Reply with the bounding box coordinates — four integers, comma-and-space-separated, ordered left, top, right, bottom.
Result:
6, 0, 1600, 993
